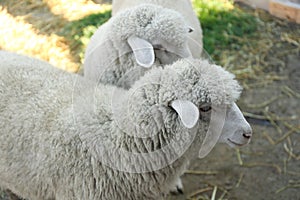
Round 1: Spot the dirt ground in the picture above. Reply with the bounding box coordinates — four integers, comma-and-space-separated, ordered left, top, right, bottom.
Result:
169, 54, 300, 200
0, 1, 299, 200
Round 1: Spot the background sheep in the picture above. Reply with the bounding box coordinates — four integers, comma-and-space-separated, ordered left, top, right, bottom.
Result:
84, 4, 194, 89
0, 51, 251, 200
111, 0, 203, 59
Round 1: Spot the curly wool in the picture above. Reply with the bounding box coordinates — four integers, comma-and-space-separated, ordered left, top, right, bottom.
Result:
111, 4, 189, 47
111, 0, 204, 59
131, 58, 242, 107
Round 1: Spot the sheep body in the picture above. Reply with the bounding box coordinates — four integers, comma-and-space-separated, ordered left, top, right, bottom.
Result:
84, 4, 194, 89
112, 0, 203, 58
0, 51, 248, 200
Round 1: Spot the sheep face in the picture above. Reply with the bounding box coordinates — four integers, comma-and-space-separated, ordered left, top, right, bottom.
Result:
217, 103, 252, 147
111, 4, 193, 68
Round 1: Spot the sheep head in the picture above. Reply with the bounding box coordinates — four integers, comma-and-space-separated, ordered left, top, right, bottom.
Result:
116, 59, 252, 158
111, 4, 193, 68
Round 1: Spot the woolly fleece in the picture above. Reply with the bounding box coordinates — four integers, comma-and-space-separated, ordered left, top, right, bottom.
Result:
0, 51, 241, 200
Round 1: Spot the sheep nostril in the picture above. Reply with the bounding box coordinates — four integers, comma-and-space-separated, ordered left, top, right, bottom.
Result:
243, 133, 252, 139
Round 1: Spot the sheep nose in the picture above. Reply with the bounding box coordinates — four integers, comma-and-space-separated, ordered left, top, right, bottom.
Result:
243, 131, 252, 139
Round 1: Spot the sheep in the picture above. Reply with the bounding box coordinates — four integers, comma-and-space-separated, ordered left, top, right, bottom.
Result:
111, 0, 203, 58
0, 51, 252, 200
84, 4, 195, 89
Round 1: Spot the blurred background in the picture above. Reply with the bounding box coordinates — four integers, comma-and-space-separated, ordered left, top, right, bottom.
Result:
0, 0, 299, 199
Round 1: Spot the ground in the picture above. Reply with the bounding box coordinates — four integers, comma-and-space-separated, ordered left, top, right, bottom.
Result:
0, 0, 299, 200
170, 53, 300, 200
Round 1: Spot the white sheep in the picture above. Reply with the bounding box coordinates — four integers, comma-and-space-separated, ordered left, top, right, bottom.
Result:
112, 0, 203, 58
84, 4, 195, 89
0, 51, 252, 200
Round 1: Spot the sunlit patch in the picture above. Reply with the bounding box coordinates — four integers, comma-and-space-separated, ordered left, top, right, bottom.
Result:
45, 0, 111, 21
192, 0, 234, 13
0, 0, 111, 73
0, 6, 78, 72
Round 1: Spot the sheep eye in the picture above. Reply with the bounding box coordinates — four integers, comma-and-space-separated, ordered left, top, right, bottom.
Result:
153, 44, 166, 51
188, 27, 194, 33
199, 105, 211, 112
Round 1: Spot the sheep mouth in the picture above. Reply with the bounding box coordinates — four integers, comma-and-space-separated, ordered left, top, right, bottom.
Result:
227, 139, 246, 147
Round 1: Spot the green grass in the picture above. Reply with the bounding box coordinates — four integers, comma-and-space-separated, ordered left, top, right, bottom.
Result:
61, 10, 111, 61
193, 0, 257, 61
0, 189, 8, 200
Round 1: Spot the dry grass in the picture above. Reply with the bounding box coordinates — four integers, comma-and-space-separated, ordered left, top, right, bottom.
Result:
0, 7, 77, 71
45, 0, 111, 21
219, 7, 300, 86
0, 0, 111, 72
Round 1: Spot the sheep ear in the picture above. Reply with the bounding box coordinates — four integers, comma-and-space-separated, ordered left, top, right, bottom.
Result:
128, 36, 155, 68
171, 100, 199, 129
